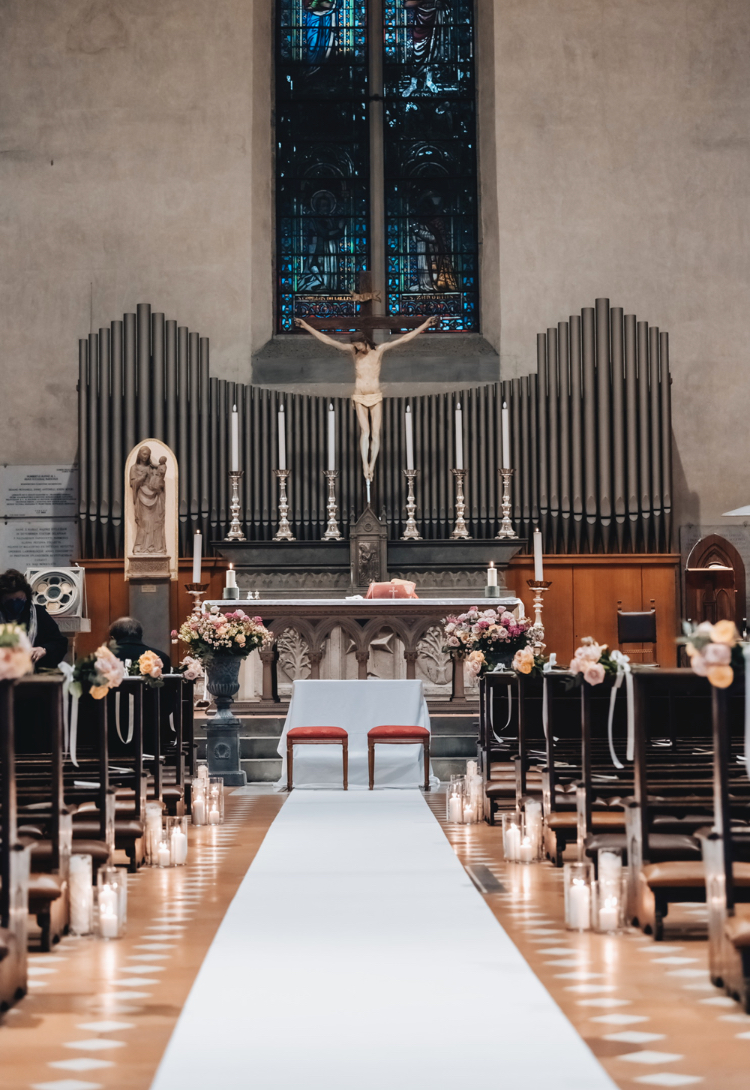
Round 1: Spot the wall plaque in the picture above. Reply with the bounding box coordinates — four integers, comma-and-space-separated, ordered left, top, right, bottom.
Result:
0, 465, 78, 518
0, 519, 78, 571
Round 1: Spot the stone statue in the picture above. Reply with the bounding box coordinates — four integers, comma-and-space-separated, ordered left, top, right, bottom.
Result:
129, 445, 167, 554
294, 315, 435, 481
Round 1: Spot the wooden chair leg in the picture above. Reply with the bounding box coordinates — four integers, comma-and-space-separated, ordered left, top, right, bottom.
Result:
423, 737, 430, 791
342, 740, 348, 790
287, 741, 293, 792
368, 740, 375, 790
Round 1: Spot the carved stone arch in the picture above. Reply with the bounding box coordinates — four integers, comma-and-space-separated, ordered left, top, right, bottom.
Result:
360, 617, 410, 650
685, 534, 746, 628
314, 615, 367, 655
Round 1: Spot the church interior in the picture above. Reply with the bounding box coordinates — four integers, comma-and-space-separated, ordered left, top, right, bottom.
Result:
2, 1, 750, 1087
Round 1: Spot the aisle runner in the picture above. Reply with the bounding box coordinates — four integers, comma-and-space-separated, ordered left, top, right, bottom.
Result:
151, 792, 616, 1090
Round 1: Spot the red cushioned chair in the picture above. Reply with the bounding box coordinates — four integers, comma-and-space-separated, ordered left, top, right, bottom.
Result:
367, 725, 430, 791
286, 726, 348, 791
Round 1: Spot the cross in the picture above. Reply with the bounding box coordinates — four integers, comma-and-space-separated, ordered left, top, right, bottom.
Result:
301, 272, 426, 334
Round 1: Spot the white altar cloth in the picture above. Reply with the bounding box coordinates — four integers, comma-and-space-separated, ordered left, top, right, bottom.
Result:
276, 679, 436, 790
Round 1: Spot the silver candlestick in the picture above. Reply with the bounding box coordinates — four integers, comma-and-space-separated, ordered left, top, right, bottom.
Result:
527, 579, 552, 651
225, 470, 246, 541
450, 468, 471, 540
496, 468, 518, 539
402, 469, 422, 540
273, 469, 296, 541
322, 469, 342, 541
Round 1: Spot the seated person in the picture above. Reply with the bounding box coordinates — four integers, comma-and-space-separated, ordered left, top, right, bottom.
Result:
108, 616, 171, 673
0, 567, 68, 670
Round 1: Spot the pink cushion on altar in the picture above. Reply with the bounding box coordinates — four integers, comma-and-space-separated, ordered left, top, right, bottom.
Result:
287, 726, 348, 741
365, 580, 418, 599
368, 724, 429, 740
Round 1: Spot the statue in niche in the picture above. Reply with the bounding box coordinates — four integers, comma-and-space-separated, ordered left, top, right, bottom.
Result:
294, 315, 435, 481
358, 541, 381, 585
130, 445, 167, 555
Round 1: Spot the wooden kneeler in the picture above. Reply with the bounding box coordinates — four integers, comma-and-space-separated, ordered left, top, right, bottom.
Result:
286, 727, 348, 791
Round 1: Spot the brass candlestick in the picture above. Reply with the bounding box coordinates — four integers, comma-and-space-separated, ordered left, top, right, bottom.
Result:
322, 469, 342, 541
273, 469, 296, 541
496, 468, 518, 539
226, 470, 246, 541
450, 468, 471, 540
527, 579, 552, 651
185, 582, 209, 610
402, 469, 422, 540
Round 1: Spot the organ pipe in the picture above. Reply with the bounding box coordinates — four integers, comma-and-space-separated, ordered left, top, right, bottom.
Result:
78, 300, 673, 558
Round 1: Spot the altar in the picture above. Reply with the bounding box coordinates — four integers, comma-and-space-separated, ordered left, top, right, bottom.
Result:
208, 595, 521, 704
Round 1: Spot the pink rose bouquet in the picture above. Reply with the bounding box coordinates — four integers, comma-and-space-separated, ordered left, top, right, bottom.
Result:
568, 638, 628, 687
176, 605, 270, 663
0, 623, 34, 680
442, 606, 533, 677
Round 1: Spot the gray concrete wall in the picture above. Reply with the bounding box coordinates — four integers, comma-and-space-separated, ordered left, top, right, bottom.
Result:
2, 0, 749, 534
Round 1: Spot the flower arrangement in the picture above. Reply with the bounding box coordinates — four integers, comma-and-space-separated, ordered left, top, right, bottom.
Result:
125, 649, 164, 688
682, 619, 742, 689
442, 607, 533, 677
511, 646, 556, 677
176, 655, 204, 681
0, 623, 34, 680
568, 638, 630, 687
176, 606, 270, 663
71, 644, 127, 700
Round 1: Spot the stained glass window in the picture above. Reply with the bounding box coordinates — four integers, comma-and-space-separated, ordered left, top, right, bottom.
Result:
276, 0, 478, 334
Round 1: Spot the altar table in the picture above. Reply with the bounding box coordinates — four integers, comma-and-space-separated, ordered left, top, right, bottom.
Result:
276, 679, 436, 790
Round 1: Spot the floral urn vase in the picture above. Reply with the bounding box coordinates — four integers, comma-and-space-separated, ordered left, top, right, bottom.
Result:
205, 656, 247, 786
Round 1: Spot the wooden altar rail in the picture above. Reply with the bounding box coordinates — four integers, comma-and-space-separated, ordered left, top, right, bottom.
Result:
75, 554, 679, 669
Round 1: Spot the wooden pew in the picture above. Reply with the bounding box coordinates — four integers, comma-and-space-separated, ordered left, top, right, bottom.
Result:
0, 679, 30, 1009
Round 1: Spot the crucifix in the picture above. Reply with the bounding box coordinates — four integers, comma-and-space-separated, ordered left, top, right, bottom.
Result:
294, 273, 436, 497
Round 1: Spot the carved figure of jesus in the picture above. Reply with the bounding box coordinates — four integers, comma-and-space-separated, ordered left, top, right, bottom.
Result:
294, 315, 435, 480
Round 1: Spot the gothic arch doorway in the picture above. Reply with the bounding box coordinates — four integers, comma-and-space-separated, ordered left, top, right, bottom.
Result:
685, 534, 745, 629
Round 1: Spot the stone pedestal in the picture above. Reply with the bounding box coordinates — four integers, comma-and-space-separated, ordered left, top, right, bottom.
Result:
127, 555, 171, 653
205, 656, 248, 786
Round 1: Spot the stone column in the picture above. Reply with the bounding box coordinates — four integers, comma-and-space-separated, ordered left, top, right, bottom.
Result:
355, 650, 369, 680
403, 650, 419, 680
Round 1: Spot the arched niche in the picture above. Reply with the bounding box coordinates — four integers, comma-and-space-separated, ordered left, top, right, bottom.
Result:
685, 534, 746, 629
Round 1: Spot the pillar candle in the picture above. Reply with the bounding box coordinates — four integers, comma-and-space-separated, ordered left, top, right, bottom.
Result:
231, 404, 239, 472
505, 823, 521, 862
226, 564, 237, 589
100, 910, 119, 939
487, 561, 498, 587
192, 795, 206, 825
192, 531, 202, 583
598, 896, 620, 931
533, 528, 544, 581
171, 828, 188, 866
327, 404, 335, 471
448, 795, 463, 823
455, 402, 464, 469
157, 841, 171, 868
568, 881, 591, 929
209, 806, 221, 825
502, 401, 511, 468
519, 836, 533, 863
405, 406, 414, 471
278, 404, 287, 470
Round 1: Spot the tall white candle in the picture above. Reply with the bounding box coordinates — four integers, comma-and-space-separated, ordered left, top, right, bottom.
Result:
487, 561, 498, 587
192, 531, 202, 584
231, 404, 239, 472
502, 401, 511, 468
455, 402, 464, 470
505, 823, 521, 862
568, 881, 591, 929
226, 563, 237, 589
405, 406, 415, 471
327, 404, 335, 471
533, 528, 544, 581
278, 404, 287, 470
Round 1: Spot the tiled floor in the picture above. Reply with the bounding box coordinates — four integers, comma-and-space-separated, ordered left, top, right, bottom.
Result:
426, 793, 750, 1090
0, 788, 285, 1090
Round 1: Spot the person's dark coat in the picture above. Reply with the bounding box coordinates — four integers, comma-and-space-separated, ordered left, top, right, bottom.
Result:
111, 639, 171, 674
0, 600, 68, 670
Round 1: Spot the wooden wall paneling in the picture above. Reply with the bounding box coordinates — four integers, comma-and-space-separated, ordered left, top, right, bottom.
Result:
506, 559, 576, 664
640, 561, 680, 668
572, 562, 643, 655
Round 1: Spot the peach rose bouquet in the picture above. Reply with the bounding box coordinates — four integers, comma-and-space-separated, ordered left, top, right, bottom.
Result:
568, 638, 628, 687
682, 620, 742, 689
0, 623, 34, 680
71, 643, 126, 700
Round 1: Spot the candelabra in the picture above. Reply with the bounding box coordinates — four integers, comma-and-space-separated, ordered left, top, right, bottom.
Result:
322, 470, 342, 541
527, 579, 552, 651
273, 469, 296, 541
496, 468, 518, 539
450, 468, 471, 540
401, 469, 422, 540
225, 470, 246, 541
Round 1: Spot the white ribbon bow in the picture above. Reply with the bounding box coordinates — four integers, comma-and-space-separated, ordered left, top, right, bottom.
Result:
606, 650, 633, 770
114, 689, 135, 745
58, 661, 79, 768
541, 654, 557, 740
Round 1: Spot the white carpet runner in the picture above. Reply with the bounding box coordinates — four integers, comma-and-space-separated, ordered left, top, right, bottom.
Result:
151, 790, 616, 1089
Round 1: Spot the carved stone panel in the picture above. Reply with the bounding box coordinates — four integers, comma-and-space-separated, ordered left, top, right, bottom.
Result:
276, 628, 311, 695
350, 505, 388, 590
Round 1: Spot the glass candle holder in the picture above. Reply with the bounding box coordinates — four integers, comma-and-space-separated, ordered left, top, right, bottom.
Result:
502, 810, 523, 861
564, 861, 594, 930
597, 847, 623, 891
446, 776, 466, 824
69, 853, 93, 935
208, 777, 225, 824
156, 837, 172, 868
167, 815, 189, 866
522, 797, 543, 862
191, 777, 208, 826
464, 763, 483, 824
96, 866, 126, 939
144, 801, 164, 865
592, 876, 626, 933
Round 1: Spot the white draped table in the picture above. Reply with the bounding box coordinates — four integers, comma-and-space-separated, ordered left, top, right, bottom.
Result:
276, 679, 436, 790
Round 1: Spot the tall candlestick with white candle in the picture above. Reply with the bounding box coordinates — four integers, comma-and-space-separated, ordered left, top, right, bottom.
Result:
231, 405, 239, 472
192, 531, 202, 584
405, 406, 414, 471
278, 404, 287, 470
533, 527, 544, 582
327, 404, 335, 471
454, 402, 464, 469
502, 401, 511, 467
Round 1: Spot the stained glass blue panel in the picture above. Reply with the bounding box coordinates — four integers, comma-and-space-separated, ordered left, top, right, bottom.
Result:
383, 0, 478, 331
277, 0, 369, 332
